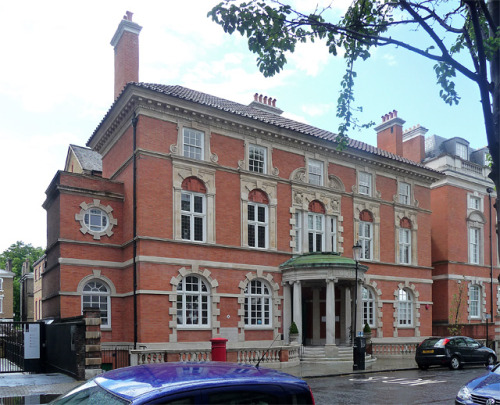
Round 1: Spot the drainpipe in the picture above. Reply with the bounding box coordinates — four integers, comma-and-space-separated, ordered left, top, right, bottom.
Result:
132, 112, 138, 349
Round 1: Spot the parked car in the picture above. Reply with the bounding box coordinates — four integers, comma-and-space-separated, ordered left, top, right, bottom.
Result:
456, 363, 500, 404
415, 336, 496, 370
51, 361, 315, 404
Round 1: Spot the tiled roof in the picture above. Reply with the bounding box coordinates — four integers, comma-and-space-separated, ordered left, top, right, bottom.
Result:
70, 144, 102, 172
89, 83, 436, 173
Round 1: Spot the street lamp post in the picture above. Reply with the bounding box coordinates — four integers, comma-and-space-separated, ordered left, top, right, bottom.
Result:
487, 187, 494, 348
352, 242, 362, 345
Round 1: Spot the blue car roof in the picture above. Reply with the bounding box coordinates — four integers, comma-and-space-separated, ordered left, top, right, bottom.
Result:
95, 362, 308, 402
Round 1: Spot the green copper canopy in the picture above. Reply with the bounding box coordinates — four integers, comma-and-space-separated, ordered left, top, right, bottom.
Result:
280, 252, 357, 270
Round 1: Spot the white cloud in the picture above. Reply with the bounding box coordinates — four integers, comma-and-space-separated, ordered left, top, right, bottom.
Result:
302, 102, 335, 117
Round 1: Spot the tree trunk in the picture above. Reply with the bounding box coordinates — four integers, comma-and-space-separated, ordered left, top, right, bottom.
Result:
489, 0, 500, 263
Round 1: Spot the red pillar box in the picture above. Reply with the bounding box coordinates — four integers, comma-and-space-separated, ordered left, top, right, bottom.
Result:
210, 338, 228, 362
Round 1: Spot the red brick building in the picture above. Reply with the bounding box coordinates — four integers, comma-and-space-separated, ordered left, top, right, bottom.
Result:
44, 13, 495, 360
375, 116, 498, 346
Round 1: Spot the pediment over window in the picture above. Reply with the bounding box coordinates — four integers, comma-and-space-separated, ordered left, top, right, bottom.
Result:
468, 211, 486, 223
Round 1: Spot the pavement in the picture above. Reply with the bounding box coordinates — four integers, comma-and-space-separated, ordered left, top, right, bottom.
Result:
0, 357, 417, 402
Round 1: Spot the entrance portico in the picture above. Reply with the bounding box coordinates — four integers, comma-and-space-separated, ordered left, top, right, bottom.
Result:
280, 253, 368, 358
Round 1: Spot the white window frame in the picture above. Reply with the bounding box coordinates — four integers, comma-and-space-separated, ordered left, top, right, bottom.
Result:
362, 287, 375, 327
183, 128, 204, 160
330, 217, 337, 253
399, 182, 411, 205
0, 296, 3, 313
469, 284, 480, 318
399, 228, 411, 265
176, 275, 211, 328
469, 195, 481, 211
308, 213, 325, 252
244, 279, 272, 327
181, 191, 206, 243
84, 208, 109, 233
469, 227, 480, 265
456, 143, 468, 160
358, 172, 372, 196
249, 144, 267, 174
0, 278, 3, 291
359, 221, 373, 260
308, 159, 324, 186
248, 202, 268, 249
397, 289, 413, 327
82, 280, 111, 329
294, 212, 302, 254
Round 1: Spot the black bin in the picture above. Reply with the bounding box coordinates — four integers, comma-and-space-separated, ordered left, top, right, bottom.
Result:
353, 336, 366, 370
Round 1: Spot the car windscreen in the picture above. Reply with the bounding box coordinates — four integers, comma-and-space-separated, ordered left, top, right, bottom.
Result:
51, 380, 129, 404
420, 338, 441, 348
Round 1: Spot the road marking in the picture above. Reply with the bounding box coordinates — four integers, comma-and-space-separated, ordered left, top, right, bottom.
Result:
348, 376, 447, 386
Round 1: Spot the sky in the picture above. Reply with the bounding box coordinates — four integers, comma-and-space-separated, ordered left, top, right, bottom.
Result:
0, 1, 488, 254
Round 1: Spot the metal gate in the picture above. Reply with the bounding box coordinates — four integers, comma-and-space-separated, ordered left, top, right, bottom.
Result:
0, 322, 42, 373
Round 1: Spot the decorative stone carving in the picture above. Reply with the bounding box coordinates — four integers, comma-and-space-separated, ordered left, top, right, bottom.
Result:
328, 174, 345, 192
170, 144, 179, 154
290, 167, 306, 183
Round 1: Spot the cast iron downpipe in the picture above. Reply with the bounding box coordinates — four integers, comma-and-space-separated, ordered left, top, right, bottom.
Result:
132, 113, 138, 349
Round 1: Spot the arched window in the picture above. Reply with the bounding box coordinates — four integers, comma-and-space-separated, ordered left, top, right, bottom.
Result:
469, 284, 481, 318
248, 190, 269, 249
181, 177, 207, 242
176, 275, 210, 327
362, 287, 375, 327
397, 288, 413, 326
82, 280, 111, 328
244, 280, 272, 327
359, 210, 373, 260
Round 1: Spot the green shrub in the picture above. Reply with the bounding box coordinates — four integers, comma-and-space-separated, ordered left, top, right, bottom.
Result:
289, 321, 299, 334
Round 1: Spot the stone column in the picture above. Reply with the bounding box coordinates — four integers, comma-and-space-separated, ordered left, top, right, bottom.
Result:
325, 278, 338, 358
293, 281, 302, 343
283, 282, 292, 343
342, 287, 352, 345
356, 280, 364, 336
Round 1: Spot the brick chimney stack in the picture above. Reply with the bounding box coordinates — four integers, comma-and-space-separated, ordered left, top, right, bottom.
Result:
110, 11, 142, 100
375, 110, 405, 156
402, 124, 428, 163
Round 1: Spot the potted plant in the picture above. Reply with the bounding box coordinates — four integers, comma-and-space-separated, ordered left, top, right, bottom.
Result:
363, 322, 372, 341
289, 321, 300, 344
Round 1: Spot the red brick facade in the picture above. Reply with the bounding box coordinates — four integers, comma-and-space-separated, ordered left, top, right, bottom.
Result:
41, 14, 497, 355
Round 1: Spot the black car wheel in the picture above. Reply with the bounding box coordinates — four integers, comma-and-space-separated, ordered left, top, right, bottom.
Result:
449, 356, 461, 370
417, 363, 429, 370
486, 354, 496, 366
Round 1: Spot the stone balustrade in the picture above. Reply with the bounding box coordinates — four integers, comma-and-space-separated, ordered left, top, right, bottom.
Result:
130, 345, 299, 367
371, 342, 419, 357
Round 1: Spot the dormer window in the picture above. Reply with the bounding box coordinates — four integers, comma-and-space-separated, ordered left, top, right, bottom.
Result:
456, 143, 468, 160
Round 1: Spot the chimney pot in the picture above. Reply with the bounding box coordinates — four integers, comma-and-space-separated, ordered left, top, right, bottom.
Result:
263, 96, 268, 105
259, 94, 263, 103
272, 98, 276, 107
125, 11, 133, 21
254, 93, 259, 101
